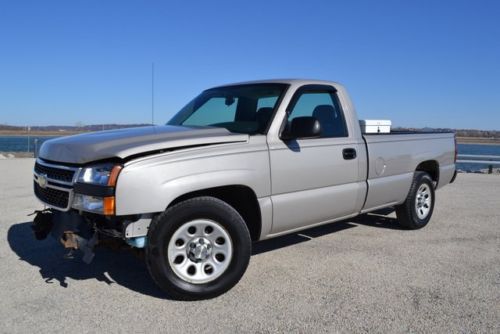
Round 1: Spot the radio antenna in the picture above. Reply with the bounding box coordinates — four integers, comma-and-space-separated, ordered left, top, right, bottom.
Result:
151, 62, 155, 125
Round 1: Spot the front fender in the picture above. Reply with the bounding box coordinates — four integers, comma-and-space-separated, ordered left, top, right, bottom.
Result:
114, 150, 270, 215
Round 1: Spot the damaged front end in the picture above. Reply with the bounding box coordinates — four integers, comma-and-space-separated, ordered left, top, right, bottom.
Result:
32, 158, 151, 263
31, 208, 151, 264
32, 210, 100, 263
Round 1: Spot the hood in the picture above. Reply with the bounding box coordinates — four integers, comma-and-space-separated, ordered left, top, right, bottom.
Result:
38, 125, 249, 164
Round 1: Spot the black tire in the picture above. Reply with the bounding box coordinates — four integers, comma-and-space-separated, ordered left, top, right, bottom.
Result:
145, 196, 251, 300
395, 172, 435, 230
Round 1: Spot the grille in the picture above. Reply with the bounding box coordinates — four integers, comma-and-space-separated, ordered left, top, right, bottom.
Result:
34, 162, 75, 183
34, 182, 70, 209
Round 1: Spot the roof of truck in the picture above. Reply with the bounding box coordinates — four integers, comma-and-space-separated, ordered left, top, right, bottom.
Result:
211, 79, 342, 89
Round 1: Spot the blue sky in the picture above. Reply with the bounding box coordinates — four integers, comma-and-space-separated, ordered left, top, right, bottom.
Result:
0, 0, 499, 130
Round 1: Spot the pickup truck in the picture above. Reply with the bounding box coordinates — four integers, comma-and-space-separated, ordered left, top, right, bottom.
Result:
32, 79, 456, 300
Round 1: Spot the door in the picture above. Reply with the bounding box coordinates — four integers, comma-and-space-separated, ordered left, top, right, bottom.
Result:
269, 85, 363, 233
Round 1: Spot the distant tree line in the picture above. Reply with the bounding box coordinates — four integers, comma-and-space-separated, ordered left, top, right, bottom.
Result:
454, 129, 500, 138
0, 124, 20, 131
0, 123, 152, 131
392, 127, 500, 138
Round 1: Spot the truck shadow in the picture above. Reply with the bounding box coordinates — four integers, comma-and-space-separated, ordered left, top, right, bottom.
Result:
7, 221, 166, 299
252, 221, 356, 255
253, 212, 402, 255
8, 213, 400, 299
352, 211, 405, 230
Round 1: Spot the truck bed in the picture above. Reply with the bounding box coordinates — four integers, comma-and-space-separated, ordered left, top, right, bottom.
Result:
361, 132, 455, 212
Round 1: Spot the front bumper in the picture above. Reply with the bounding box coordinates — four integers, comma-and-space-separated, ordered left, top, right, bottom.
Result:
32, 209, 97, 263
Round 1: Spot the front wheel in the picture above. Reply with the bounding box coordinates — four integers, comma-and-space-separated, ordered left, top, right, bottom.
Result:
396, 172, 435, 229
145, 196, 251, 300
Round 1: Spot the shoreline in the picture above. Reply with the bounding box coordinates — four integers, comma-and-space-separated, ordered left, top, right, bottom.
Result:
0, 152, 34, 158
0, 131, 82, 136
455, 137, 500, 145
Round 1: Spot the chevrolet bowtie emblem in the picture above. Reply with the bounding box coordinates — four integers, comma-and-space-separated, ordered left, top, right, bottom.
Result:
38, 173, 48, 189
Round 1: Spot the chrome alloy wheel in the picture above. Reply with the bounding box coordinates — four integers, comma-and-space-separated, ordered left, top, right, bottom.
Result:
167, 219, 233, 284
415, 183, 432, 219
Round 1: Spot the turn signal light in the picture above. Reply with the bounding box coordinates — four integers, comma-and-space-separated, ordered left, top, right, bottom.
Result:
107, 165, 123, 187
103, 196, 115, 216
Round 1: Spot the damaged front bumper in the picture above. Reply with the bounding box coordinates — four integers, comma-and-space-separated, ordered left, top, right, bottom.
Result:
31, 209, 151, 263
32, 209, 99, 263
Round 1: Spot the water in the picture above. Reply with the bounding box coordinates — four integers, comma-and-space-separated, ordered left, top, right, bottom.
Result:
0, 136, 58, 153
457, 144, 500, 172
0, 136, 499, 171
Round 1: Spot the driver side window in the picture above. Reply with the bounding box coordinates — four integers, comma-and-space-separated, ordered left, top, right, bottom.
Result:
288, 91, 348, 138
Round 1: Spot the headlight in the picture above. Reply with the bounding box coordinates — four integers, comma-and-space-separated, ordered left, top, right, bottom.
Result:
73, 164, 122, 215
77, 163, 115, 185
72, 194, 115, 215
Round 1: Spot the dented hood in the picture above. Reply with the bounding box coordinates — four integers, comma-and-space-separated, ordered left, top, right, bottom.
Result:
38, 125, 248, 164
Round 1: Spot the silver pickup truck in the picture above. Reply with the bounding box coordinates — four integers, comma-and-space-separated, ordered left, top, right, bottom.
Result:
32, 79, 456, 299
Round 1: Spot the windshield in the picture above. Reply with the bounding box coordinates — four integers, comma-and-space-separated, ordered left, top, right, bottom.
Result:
168, 84, 288, 134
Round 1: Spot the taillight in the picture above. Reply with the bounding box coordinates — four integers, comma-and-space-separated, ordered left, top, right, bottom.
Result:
454, 135, 458, 163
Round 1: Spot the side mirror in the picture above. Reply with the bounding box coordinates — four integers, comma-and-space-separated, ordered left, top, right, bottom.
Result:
282, 116, 321, 140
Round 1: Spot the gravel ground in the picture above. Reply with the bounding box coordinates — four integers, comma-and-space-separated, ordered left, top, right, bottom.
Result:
0, 159, 498, 333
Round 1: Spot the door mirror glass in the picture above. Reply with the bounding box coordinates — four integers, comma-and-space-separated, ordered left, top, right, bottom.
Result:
283, 116, 321, 139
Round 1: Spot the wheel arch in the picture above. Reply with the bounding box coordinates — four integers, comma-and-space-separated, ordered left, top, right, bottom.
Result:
168, 185, 262, 242
415, 160, 439, 186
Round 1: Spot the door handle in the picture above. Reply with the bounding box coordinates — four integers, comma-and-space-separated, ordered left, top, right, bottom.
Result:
343, 148, 357, 160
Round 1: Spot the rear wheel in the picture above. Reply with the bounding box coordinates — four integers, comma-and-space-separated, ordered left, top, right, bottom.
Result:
396, 172, 435, 229
146, 196, 251, 300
